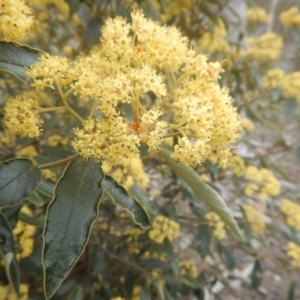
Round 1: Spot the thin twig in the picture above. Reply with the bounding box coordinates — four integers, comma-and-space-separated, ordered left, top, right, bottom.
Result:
39, 155, 76, 170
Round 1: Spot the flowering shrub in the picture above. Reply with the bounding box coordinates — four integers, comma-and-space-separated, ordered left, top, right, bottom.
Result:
0, 0, 300, 299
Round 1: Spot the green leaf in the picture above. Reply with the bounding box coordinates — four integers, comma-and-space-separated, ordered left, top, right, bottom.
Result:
285, 98, 296, 120
129, 185, 157, 220
26, 190, 43, 206
159, 148, 243, 241
19, 211, 45, 227
197, 224, 211, 258
0, 42, 42, 80
68, 285, 83, 300
0, 158, 42, 208
103, 176, 151, 229
0, 212, 20, 297
43, 156, 104, 299
287, 280, 296, 300
36, 180, 55, 198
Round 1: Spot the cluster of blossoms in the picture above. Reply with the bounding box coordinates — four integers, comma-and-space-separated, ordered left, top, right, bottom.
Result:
205, 211, 226, 240
13, 206, 36, 260
179, 260, 198, 279
111, 285, 142, 300
0, 0, 34, 43
125, 227, 145, 254
286, 242, 300, 269
245, 7, 269, 24
243, 205, 265, 235
241, 118, 255, 133
246, 33, 282, 62
280, 199, 300, 231
244, 166, 280, 199
3, 96, 43, 138
262, 69, 300, 101
148, 215, 180, 244
279, 6, 300, 27
0, 283, 29, 300
229, 158, 281, 200
3, 10, 241, 187
199, 18, 229, 53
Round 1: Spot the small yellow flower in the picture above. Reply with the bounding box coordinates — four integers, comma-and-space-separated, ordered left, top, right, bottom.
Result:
230, 155, 246, 177
148, 215, 180, 244
280, 199, 300, 231
280, 7, 300, 27
262, 69, 285, 89
246, 33, 282, 62
205, 211, 226, 240
243, 205, 265, 235
287, 242, 300, 268
0, 0, 34, 43
180, 260, 198, 278
242, 119, 255, 133
4, 96, 43, 138
245, 7, 269, 24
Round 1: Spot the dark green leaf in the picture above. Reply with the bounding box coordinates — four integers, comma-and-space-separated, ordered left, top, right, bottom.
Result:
43, 156, 104, 299
251, 260, 263, 290
130, 185, 157, 220
19, 211, 45, 227
36, 180, 55, 198
159, 148, 243, 241
1, 204, 22, 229
198, 225, 211, 258
68, 285, 83, 300
26, 190, 43, 206
0, 42, 42, 80
0, 213, 20, 297
0, 158, 42, 208
102, 176, 151, 229
287, 280, 296, 300
223, 246, 235, 269
285, 98, 296, 120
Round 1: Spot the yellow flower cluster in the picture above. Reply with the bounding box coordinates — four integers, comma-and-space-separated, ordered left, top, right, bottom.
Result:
280, 72, 300, 101
17, 145, 38, 158
205, 211, 226, 240
262, 69, 285, 89
101, 154, 149, 189
280, 7, 300, 27
243, 166, 280, 200
0, 0, 34, 43
287, 242, 300, 269
229, 155, 246, 177
241, 118, 255, 133
23, 10, 240, 179
0, 283, 29, 300
47, 134, 68, 147
262, 69, 300, 101
199, 19, 229, 53
243, 205, 265, 235
245, 7, 269, 24
180, 260, 198, 278
167, 0, 192, 19
0, 127, 15, 149
280, 199, 300, 231
126, 227, 145, 254
142, 251, 167, 261
3, 96, 43, 138
148, 215, 180, 244
13, 206, 36, 260
246, 33, 282, 62
28, 0, 70, 20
